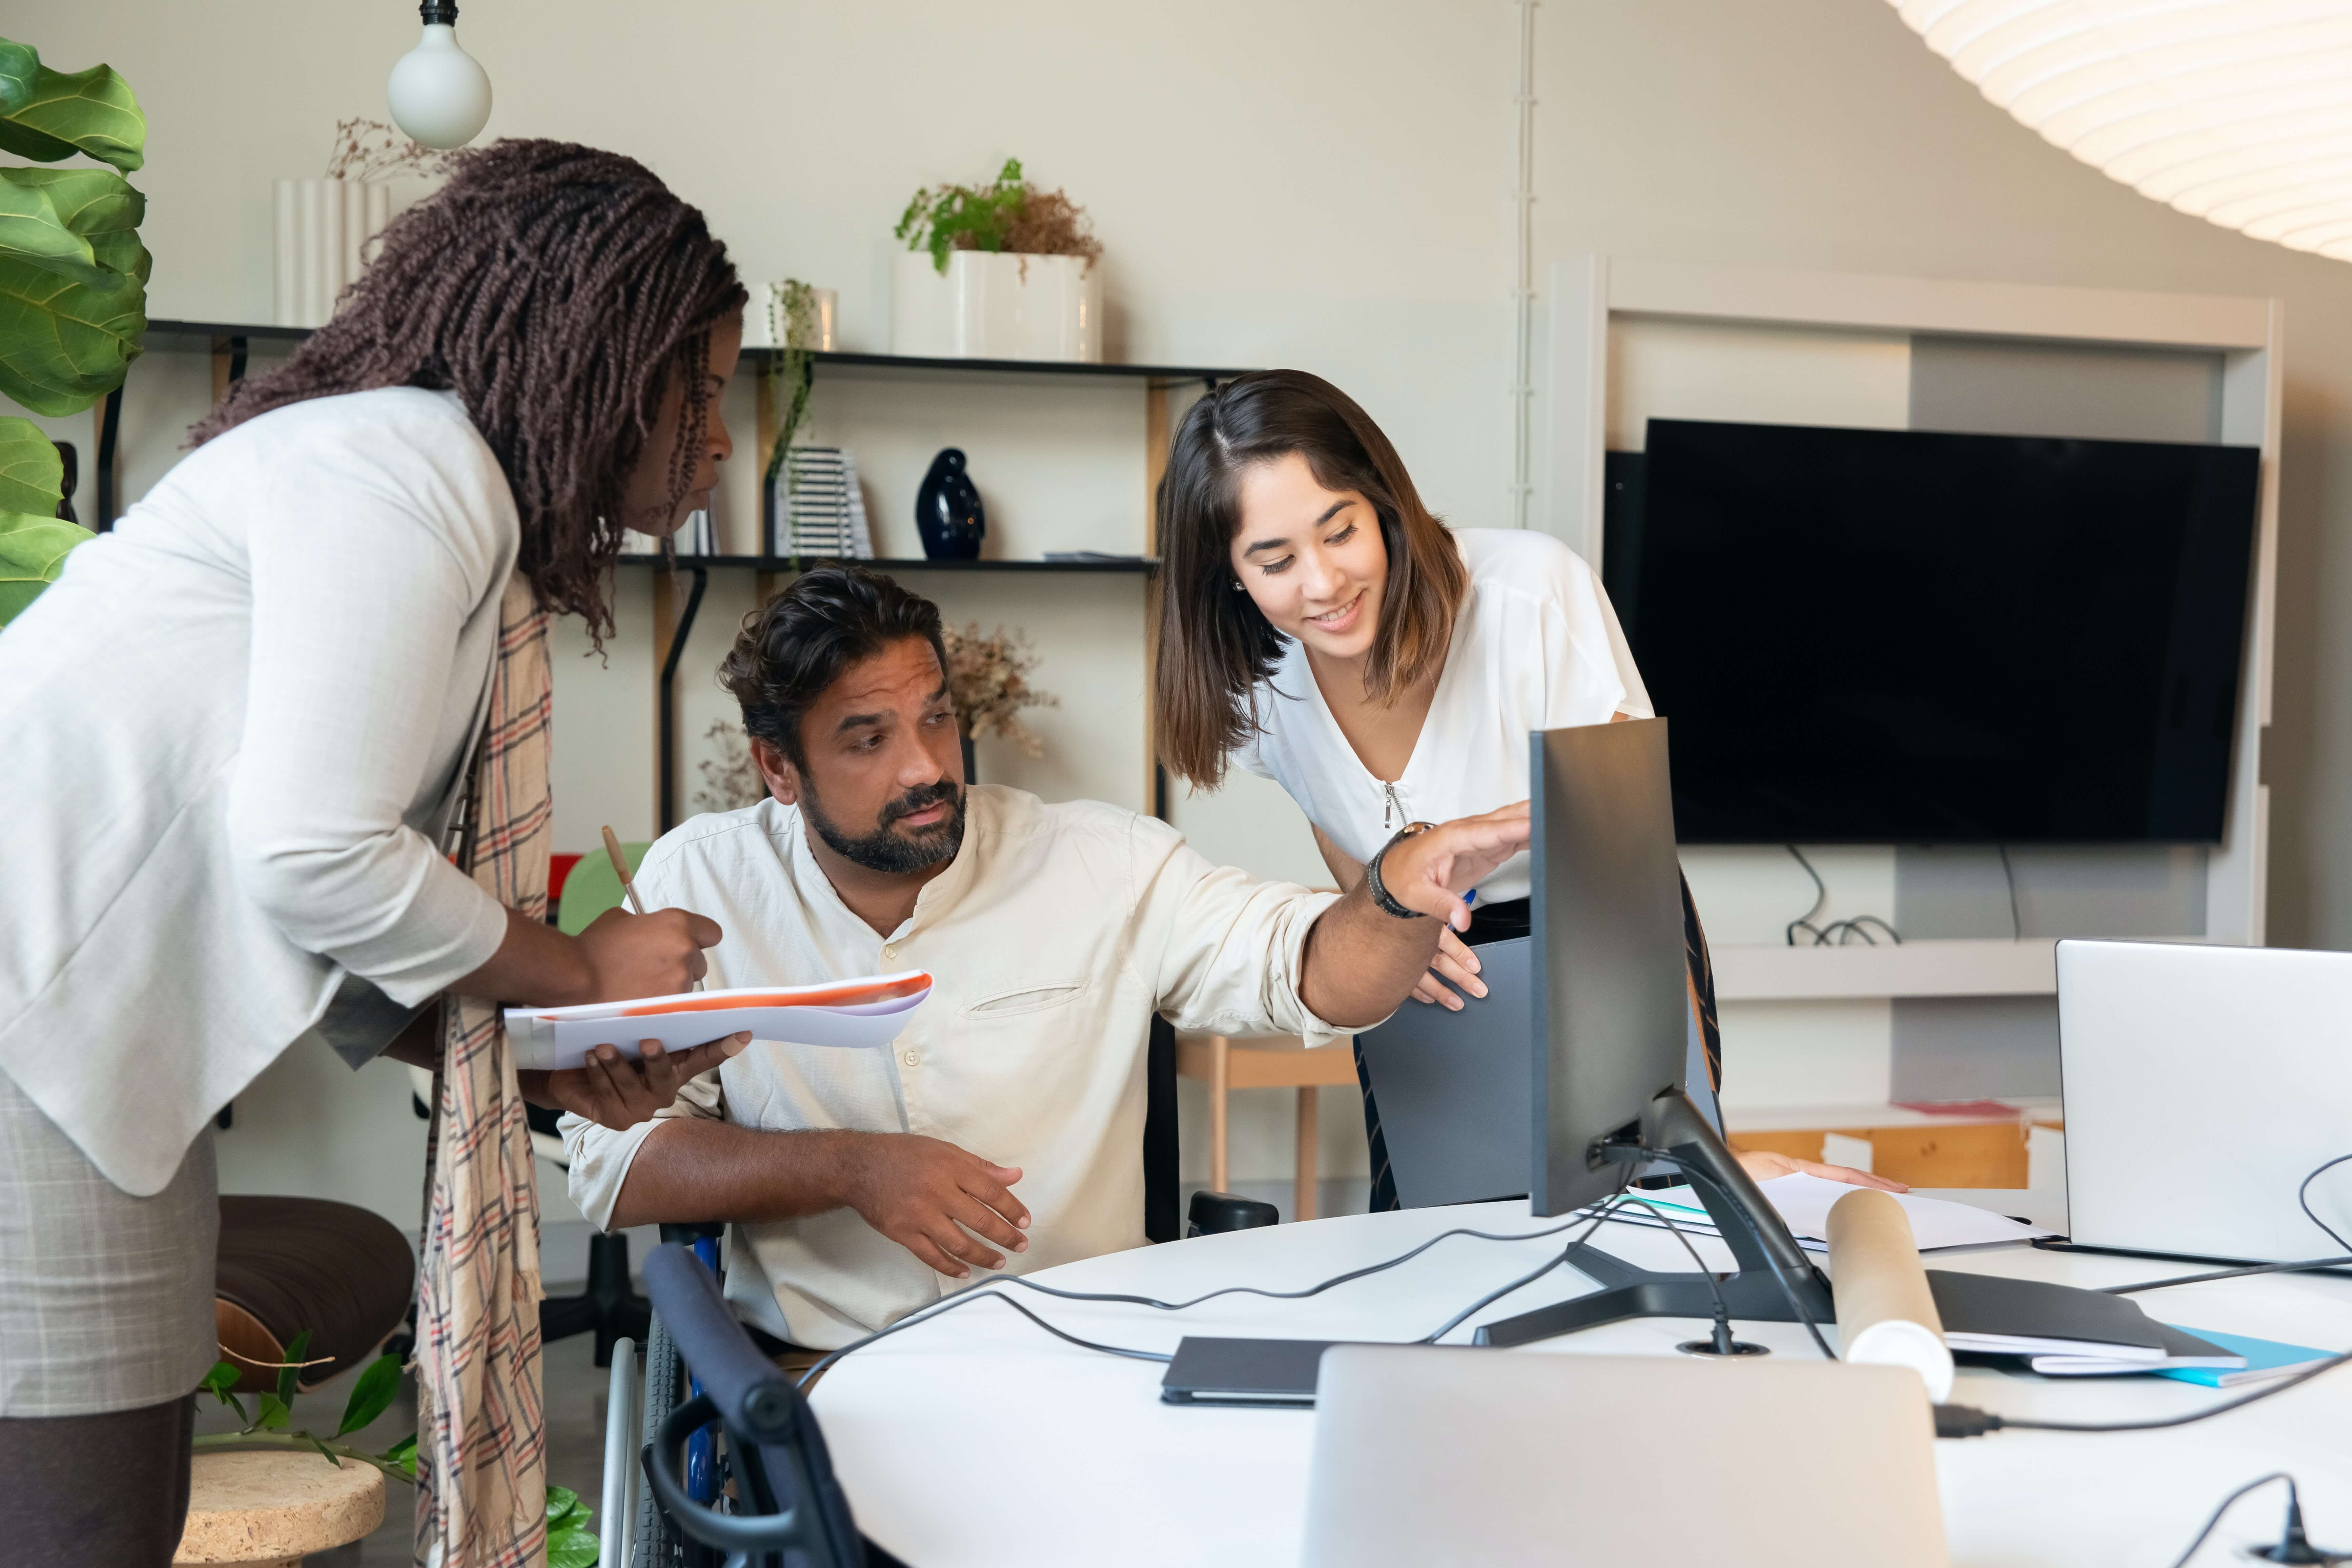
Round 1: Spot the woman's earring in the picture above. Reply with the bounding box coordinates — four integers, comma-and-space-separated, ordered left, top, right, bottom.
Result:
1231, 578, 1245, 592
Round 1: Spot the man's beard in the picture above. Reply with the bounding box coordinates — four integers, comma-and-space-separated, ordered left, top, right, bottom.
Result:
800, 777, 966, 874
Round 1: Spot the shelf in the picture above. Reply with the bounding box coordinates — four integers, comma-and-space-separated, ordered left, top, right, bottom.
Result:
139, 320, 1250, 386
616, 554, 1156, 574
1710, 938, 2060, 1002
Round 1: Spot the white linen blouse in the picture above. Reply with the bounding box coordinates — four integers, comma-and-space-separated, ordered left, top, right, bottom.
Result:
1231, 527, 1652, 906
0, 387, 519, 1194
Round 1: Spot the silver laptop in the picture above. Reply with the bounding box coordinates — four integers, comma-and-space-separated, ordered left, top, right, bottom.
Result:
2058, 938, 2352, 1264
1301, 1347, 1947, 1568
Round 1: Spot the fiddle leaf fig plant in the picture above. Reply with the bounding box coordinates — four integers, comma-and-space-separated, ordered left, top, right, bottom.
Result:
0, 36, 146, 626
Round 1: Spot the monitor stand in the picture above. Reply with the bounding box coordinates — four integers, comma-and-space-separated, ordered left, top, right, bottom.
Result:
1474, 1086, 1835, 1349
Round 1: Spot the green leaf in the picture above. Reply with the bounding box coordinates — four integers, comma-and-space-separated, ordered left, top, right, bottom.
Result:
256, 1392, 292, 1432
306, 1433, 341, 1469
0, 41, 144, 172
547, 1510, 599, 1568
335, 1352, 402, 1437
0, 160, 145, 417
199, 1360, 240, 1397
0, 174, 95, 288
275, 1329, 312, 1408
381, 1432, 418, 1481
545, 1486, 581, 1527
0, 416, 60, 514
0, 509, 93, 625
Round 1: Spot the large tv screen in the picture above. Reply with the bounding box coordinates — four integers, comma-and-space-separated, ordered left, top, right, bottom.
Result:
1604, 419, 2261, 845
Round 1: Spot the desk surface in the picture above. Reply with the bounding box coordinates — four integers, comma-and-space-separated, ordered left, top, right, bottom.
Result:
809, 1194, 2352, 1566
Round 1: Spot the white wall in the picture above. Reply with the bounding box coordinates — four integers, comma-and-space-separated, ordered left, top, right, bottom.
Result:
32, 0, 2352, 1207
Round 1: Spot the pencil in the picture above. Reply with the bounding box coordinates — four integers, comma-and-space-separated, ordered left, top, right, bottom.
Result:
603, 825, 703, 991
603, 826, 647, 915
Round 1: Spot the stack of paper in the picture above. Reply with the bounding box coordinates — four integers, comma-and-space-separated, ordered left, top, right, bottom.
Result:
506, 971, 931, 1072
771, 447, 873, 558
1597, 1174, 2052, 1255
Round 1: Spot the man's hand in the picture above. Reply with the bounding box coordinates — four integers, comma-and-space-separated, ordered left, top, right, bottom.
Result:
1735, 1148, 1908, 1192
517, 1032, 752, 1130
838, 1134, 1031, 1279
1378, 801, 1532, 930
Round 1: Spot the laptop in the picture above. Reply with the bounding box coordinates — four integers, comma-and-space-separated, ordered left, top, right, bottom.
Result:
2058, 939, 2352, 1265
1300, 1347, 1948, 1568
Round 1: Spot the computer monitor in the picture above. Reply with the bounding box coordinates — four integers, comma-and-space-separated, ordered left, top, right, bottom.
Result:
1481, 718, 1833, 1349
1527, 718, 1689, 1216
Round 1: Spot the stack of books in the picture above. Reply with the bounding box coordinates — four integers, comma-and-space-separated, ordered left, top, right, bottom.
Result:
770, 447, 873, 559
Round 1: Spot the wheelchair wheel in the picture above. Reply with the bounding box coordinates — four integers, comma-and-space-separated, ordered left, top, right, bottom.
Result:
634, 1310, 686, 1568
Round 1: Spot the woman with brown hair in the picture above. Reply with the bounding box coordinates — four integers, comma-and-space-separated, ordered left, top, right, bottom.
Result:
1154, 369, 1893, 1211
0, 140, 751, 1565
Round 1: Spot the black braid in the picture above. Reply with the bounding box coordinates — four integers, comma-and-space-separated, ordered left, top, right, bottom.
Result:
191, 139, 747, 647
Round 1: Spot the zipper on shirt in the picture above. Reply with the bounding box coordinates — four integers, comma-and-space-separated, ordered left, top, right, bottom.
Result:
1382, 780, 1404, 831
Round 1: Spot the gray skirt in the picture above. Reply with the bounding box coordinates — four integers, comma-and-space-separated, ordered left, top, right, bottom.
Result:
0, 1069, 219, 1417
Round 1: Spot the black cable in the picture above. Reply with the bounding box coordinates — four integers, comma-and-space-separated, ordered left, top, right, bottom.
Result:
2100, 1255, 2352, 1296
1996, 845, 2022, 940
1784, 844, 1828, 946
798, 1197, 1646, 1387
2298, 1152, 2352, 1257
794, 1284, 1173, 1390
1416, 1172, 1636, 1344
1637, 1147, 1839, 1360
2164, 1473, 2292, 1568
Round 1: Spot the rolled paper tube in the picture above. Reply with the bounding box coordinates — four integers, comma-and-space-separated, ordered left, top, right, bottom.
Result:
1826, 1188, 1956, 1402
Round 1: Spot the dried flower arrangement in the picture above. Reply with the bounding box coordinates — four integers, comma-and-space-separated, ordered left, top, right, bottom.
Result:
324, 117, 456, 182
763, 279, 819, 507
940, 623, 1059, 757
693, 718, 767, 814
895, 158, 1102, 277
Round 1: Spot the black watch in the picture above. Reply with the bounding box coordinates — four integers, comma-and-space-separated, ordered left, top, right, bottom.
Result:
1365, 821, 1437, 920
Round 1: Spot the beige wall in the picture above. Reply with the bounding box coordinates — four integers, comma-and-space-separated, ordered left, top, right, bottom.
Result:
29, 0, 2352, 1210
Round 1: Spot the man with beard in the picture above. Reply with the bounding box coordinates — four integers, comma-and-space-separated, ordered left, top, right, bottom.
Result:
561, 566, 1530, 1352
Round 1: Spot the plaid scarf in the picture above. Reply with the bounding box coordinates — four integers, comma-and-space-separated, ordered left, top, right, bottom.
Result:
416, 576, 551, 1568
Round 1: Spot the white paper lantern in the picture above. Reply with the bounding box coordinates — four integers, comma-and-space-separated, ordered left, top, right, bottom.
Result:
1890, 1, 2352, 260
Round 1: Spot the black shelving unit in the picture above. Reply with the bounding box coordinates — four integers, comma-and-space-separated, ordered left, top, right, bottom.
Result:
617, 554, 1156, 574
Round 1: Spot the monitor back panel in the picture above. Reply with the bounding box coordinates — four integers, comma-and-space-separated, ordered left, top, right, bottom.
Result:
2059, 939, 2352, 1263
1302, 1347, 1947, 1568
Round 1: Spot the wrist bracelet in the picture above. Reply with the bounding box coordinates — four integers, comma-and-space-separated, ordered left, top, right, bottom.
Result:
1365, 821, 1437, 920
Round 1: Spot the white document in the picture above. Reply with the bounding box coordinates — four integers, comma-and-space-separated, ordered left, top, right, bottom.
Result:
1624, 1174, 2052, 1252
505, 972, 932, 1072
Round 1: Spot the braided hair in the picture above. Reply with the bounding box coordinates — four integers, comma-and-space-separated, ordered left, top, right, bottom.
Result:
193, 139, 747, 645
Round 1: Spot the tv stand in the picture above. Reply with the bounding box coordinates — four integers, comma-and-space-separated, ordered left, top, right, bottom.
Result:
1475, 1087, 1834, 1348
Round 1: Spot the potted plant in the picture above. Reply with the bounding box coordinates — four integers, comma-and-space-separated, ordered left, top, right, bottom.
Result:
939, 622, 1059, 783
0, 35, 147, 623
891, 157, 1104, 363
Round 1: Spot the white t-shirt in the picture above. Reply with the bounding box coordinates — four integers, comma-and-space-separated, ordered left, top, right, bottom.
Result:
1231, 527, 1653, 906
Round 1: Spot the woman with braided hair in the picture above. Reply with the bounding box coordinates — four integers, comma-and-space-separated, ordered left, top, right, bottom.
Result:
0, 140, 749, 1565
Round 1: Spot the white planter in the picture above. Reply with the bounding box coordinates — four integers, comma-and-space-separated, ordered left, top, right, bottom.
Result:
273, 178, 393, 328
890, 250, 1101, 362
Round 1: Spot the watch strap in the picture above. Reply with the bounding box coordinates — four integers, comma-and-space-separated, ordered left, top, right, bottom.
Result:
1365, 821, 1437, 920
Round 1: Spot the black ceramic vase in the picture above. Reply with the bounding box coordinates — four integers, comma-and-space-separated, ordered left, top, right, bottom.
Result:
916, 447, 985, 560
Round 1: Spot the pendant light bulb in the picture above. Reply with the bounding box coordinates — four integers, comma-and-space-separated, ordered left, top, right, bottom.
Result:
387, 1, 491, 151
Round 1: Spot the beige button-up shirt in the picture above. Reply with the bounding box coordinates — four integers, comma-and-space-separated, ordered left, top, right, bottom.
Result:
562, 787, 1346, 1349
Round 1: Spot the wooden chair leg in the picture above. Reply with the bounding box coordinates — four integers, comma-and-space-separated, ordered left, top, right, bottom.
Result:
1294, 1085, 1318, 1222
1208, 1035, 1229, 1195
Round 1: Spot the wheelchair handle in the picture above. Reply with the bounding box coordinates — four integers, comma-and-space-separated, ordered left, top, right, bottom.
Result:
642, 1242, 802, 1444
642, 1393, 811, 1556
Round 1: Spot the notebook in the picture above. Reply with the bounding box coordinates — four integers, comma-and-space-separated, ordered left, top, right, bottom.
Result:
1927, 1270, 2170, 1360
2026, 1320, 2243, 1376
1159, 1337, 1339, 1407
2153, 1328, 2339, 1389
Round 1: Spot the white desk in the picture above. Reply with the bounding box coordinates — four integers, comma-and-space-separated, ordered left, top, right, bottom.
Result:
810, 1197, 2352, 1566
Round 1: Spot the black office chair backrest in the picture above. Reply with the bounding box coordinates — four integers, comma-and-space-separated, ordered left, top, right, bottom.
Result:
640, 1243, 867, 1568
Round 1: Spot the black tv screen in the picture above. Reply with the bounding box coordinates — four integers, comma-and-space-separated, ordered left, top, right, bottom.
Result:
1604, 419, 2260, 845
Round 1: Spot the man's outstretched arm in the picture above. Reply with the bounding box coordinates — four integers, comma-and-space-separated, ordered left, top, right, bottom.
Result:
1297, 801, 1531, 1028
609, 1119, 1032, 1279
